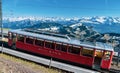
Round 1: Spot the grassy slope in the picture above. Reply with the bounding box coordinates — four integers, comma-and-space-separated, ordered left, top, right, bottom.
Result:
0, 53, 64, 73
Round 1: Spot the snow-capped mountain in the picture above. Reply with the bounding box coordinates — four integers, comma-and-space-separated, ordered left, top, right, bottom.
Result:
80, 16, 120, 24
3, 16, 120, 24
3, 16, 120, 34
80, 16, 120, 33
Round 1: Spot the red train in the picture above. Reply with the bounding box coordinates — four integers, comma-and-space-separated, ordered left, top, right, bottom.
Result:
8, 29, 114, 70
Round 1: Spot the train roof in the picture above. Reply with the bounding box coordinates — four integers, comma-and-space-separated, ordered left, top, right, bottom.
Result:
9, 29, 114, 51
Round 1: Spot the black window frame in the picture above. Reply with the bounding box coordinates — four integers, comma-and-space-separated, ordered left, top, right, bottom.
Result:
45, 40, 54, 49
61, 44, 67, 52
56, 42, 67, 52
35, 38, 44, 47
104, 51, 111, 60
17, 35, 25, 42
81, 47, 94, 57
68, 45, 80, 55
26, 37, 34, 44
56, 43, 62, 51
12, 33, 16, 38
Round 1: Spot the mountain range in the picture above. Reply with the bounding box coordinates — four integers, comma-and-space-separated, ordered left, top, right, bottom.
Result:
3, 16, 120, 34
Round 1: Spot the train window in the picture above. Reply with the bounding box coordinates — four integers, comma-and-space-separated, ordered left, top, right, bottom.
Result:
35, 39, 44, 47
68, 45, 80, 55
45, 41, 54, 49
17, 35, 24, 42
95, 50, 103, 58
56, 43, 67, 52
26, 37, 34, 44
81, 47, 94, 57
12, 33, 16, 38
56, 43, 62, 50
61, 44, 67, 52
104, 51, 111, 60
51, 42, 55, 49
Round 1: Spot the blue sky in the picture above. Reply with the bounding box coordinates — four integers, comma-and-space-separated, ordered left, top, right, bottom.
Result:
2, 0, 120, 18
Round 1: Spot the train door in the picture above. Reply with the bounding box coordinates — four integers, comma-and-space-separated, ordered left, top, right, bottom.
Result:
8, 32, 17, 49
12, 33, 17, 49
12, 33, 17, 44
8, 32, 12, 46
93, 49, 103, 69
101, 51, 113, 69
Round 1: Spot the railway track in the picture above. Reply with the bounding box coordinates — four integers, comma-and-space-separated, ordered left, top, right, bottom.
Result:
0, 42, 99, 73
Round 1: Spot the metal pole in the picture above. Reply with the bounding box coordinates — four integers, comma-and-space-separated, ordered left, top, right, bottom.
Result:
0, 0, 3, 52
49, 57, 52, 68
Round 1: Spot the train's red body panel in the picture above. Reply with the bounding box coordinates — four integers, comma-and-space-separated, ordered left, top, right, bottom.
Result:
8, 29, 114, 70
16, 41, 93, 66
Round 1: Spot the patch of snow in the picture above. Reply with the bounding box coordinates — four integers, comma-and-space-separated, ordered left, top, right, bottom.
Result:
50, 27, 59, 31
80, 20, 99, 24
70, 23, 82, 28
95, 17, 106, 23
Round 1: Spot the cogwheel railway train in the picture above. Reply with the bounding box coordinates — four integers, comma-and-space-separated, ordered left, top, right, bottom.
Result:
7, 29, 114, 70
